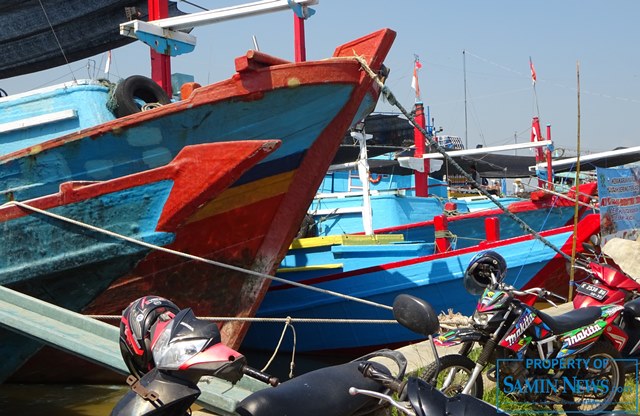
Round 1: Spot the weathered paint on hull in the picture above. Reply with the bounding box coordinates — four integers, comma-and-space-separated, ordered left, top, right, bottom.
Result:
79, 30, 398, 353
0, 140, 279, 383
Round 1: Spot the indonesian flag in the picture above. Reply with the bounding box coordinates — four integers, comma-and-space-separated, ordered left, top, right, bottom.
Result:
529, 57, 537, 85
411, 58, 423, 100
104, 50, 112, 74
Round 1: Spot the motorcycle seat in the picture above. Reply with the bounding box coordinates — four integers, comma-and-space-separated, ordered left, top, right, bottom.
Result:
624, 297, 640, 318
536, 306, 602, 333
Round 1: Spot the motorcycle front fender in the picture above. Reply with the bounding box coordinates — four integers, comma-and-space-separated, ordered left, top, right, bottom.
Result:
435, 327, 483, 348
406, 377, 508, 416
110, 368, 200, 416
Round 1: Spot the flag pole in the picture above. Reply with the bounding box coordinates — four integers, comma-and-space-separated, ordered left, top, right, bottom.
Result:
530, 56, 540, 118
568, 60, 582, 302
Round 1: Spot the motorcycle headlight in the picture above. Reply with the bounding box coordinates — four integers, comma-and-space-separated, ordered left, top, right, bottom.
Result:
472, 310, 495, 327
152, 321, 207, 370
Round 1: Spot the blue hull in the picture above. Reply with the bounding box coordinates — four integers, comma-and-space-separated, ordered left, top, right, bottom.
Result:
243, 214, 600, 353
1, 83, 371, 202
311, 171, 521, 236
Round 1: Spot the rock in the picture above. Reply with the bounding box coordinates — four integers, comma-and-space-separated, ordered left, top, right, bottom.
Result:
602, 237, 640, 280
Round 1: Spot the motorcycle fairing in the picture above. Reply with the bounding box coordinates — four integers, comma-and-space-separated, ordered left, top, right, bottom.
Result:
557, 320, 606, 358
499, 306, 537, 350
601, 304, 625, 319
435, 327, 483, 347
477, 289, 509, 313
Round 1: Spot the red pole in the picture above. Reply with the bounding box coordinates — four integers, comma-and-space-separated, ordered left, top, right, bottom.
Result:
484, 217, 500, 243
149, 0, 172, 96
414, 103, 429, 196
293, 14, 306, 62
434, 215, 450, 253
546, 124, 554, 191
530, 117, 545, 189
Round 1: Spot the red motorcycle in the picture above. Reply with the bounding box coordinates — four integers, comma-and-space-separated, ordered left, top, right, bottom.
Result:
572, 240, 640, 307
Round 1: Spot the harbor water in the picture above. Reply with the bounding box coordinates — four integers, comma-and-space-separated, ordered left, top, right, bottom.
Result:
0, 350, 349, 415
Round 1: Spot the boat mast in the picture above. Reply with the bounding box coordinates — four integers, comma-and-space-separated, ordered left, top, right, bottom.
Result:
149, 0, 172, 96
412, 55, 429, 196
293, 14, 306, 61
353, 126, 374, 235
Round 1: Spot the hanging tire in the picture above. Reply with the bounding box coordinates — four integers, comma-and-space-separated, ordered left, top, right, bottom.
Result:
113, 75, 171, 118
420, 354, 484, 399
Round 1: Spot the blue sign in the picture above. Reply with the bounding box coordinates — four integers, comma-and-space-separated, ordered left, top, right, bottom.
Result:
597, 167, 640, 245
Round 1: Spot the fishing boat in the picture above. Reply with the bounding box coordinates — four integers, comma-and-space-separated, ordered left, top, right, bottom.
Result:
242, 213, 601, 353
303, 114, 565, 237
0, 0, 397, 381
0, 140, 277, 382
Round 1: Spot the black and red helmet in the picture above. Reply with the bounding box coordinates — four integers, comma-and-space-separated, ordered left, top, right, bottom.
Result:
119, 295, 180, 378
463, 250, 508, 296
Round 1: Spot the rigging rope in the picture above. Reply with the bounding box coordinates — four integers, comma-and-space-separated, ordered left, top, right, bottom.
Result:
353, 55, 578, 264
37, 0, 76, 83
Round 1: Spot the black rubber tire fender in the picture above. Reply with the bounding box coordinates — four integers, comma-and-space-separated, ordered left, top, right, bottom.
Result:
420, 353, 484, 399
113, 75, 171, 118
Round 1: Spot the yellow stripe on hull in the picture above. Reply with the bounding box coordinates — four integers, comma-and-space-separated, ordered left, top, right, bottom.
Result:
187, 170, 295, 224
289, 234, 404, 250
277, 263, 343, 273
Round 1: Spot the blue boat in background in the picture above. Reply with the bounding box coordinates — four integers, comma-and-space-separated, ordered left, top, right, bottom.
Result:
243, 213, 601, 353
309, 168, 522, 237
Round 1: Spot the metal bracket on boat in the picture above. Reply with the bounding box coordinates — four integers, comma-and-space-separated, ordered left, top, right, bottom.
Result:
287, 0, 316, 19
126, 374, 160, 403
119, 0, 318, 56
120, 20, 196, 56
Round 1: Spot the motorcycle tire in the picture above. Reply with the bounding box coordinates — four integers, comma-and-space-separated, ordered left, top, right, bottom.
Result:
561, 340, 625, 416
420, 354, 484, 399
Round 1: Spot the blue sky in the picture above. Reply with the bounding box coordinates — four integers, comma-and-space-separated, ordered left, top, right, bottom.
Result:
7, 0, 640, 153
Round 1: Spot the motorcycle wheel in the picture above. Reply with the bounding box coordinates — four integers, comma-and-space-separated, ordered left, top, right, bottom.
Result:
561, 340, 625, 415
420, 354, 484, 399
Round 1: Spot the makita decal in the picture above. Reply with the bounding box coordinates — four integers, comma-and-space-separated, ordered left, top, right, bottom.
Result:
505, 312, 535, 346
565, 324, 601, 346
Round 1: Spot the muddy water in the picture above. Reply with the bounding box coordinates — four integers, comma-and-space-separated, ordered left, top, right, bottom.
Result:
0, 384, 127, 415
0, 351, 348, 415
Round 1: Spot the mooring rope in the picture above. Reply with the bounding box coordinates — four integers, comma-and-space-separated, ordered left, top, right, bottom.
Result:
88, 314, 397, 324
3, 200, 392, 311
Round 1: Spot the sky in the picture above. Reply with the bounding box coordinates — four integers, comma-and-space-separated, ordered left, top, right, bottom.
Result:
6, 0, 640, 155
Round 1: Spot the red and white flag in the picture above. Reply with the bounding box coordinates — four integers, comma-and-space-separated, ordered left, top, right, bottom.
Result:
411, 58, 423, 100
104, 50, 112, 74
529, 57, 537, 85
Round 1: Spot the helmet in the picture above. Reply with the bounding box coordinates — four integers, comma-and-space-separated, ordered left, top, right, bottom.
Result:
463, 251, 508, 296
119, 295, 180, 378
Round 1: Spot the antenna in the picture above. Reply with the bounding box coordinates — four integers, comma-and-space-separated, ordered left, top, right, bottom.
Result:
463, 50, 468, 150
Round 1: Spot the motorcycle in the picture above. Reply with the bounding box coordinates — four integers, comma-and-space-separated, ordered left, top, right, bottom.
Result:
430, 250, 628, 416
572, 243, 640, 307
112, 292, 523, 416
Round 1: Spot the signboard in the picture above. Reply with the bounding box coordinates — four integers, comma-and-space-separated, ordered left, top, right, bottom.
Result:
597, 167, 640, 245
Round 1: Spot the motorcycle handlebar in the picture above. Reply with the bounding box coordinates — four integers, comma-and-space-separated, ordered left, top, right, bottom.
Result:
357, 361, 405, 394
242, 366, 280, 387
510, 287, 567, 303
